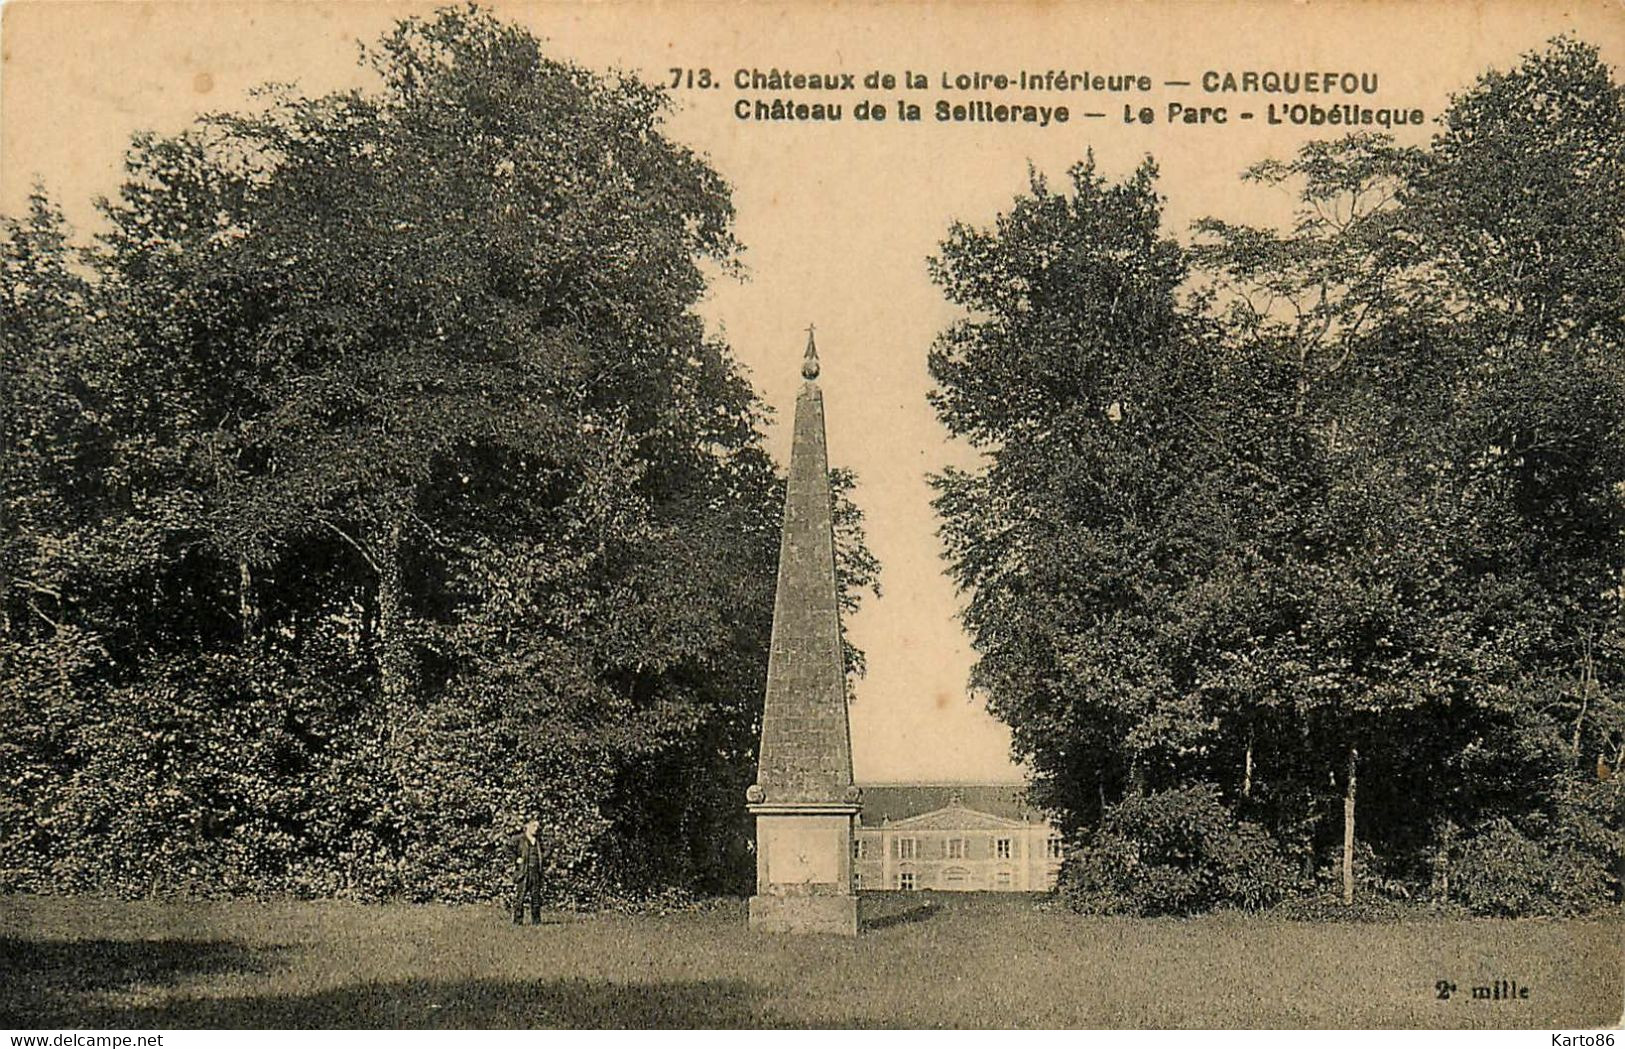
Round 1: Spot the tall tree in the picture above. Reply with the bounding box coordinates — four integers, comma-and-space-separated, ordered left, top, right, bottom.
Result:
929, 156, 1220, 825
1, 6, 879, 901
930, 38, 1625, 914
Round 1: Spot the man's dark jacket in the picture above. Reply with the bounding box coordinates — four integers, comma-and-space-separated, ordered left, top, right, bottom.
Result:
514, 833, 547, 877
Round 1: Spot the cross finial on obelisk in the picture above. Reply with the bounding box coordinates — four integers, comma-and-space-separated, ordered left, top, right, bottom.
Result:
802, 324, 820, 380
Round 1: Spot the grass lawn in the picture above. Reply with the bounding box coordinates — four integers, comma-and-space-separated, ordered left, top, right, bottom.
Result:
1, 892, 1619, 1028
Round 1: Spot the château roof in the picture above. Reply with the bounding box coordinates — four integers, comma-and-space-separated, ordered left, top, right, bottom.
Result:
856, 783, 1047, 825
884, 804, 1032, 832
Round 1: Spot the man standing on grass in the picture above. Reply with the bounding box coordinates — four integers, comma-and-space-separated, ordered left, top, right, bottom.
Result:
512, 814, 548, 925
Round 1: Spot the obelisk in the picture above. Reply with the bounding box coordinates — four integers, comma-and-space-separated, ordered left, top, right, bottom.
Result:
746, 327, 860, 936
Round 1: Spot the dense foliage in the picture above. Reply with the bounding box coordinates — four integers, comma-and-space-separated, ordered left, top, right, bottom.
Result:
1061, 783, 1295, 916
930, 38, 1624, 915
0, 6, 878, 902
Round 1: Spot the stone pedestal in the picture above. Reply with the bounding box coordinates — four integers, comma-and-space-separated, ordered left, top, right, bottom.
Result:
748, 804, 859, 936
748, 893, 859, 936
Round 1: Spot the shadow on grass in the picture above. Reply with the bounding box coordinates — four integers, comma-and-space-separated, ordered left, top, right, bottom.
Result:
1, 931, 769, 1028
0, 936, 284, 991
0, 936, 287, 1027
860, 898, 938, 931
63, 976, 766, 1029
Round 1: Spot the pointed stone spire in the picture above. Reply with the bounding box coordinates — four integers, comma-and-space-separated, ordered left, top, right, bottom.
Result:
752, 325, 854, 804
747, 327, 859, 935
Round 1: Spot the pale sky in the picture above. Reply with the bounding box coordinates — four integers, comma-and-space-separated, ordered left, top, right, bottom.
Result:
4, 0, 1621, 783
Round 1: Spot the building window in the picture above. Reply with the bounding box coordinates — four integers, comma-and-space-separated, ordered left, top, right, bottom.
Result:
994, 869, 1014, 889
895, 837, 917, 860
946, 837, 966, 859
995, 837, 1013, 859
854, 872, 863, 889
943, 867, 969, 887
1046, 836, 1064, 860
853, 838, 867, 860
898, 871, 915, 890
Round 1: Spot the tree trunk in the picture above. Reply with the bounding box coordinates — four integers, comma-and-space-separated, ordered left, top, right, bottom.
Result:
1295, 343, 1310, 418
1342, 746, 1358, 906
1438, 828, 1451, 905
376, 514, 409, 706
237, 553, 259, 644
1572, 640, 1594, 764
1243, 726, 1255, 799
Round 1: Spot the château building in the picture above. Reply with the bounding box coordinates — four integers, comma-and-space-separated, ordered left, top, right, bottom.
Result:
852, 784, 1064, 892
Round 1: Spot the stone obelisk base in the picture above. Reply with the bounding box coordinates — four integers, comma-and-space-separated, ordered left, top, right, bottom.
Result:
748, 893, 858, 936
748, 803, 859, 936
